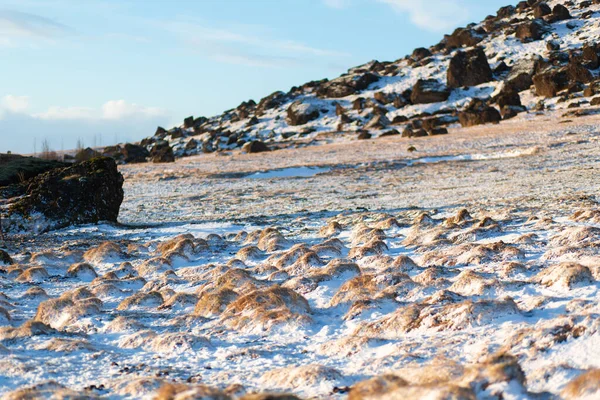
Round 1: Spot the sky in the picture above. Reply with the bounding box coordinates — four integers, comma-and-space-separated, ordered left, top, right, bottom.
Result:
0, 0, 515, 154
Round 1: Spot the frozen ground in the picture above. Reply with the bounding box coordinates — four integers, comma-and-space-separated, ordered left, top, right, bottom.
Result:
1, 112, 600, 398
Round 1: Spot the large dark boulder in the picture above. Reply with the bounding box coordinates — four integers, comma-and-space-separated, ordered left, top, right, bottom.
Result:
533, 67, 569, 97
242, 141, 270, 154
317, 73, 380, 98
287, 101, 320, 126
548, 4, 571, 22
458, 99, 501, 127
516, 19, 551, 43
122, 143, 149, 164
495, 87, 522, 108
0, 250, 13, 265
411, 47, 431, 61
447, 47, 493, 88
582, 43, 600, 69
445, 28, 485, 49
533, 2, 551, 18
411, 79, 450, 104
497, 5, 516, 19
6, 157, 124, 232
256, 91, 287, 115
150, 141, 175, 163
567, 60, 593, 84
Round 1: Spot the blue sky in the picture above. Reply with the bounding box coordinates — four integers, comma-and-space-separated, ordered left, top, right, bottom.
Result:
0, 0, 514, 153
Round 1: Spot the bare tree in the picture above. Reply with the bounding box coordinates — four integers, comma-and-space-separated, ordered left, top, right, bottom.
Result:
40, 139, 58, 160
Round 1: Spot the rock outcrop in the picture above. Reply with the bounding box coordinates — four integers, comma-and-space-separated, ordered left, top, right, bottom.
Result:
447, 47, 493, 88
6, 157, 124, 232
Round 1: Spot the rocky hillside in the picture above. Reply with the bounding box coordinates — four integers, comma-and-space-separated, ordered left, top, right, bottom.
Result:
104, 0, 600, 162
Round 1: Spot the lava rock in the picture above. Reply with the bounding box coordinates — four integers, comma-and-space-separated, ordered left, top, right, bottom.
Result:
501, 105, 527, 119
458, 99, 501, 127
287, 101, 320, 126
317, 73, 380, 98
122, 143, 149, 164
445, 28, 485, 49
0, 250, 13, 265
7, 157, 124, 232
242, 141, 270, 154
447, 47, 493, 89
150, 141, 175, 163
357, 131, 372, 140
516, 19, 551, 43
533, 2, 552, 19
411, 79, 450, 104
533, 67, 570, 97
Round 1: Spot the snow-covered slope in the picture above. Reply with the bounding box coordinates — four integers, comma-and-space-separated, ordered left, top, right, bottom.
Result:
120, 0, 600, 161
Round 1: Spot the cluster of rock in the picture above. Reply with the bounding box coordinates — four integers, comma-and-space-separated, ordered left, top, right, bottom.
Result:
2, 157, 124, 233
106, 0, 600, 163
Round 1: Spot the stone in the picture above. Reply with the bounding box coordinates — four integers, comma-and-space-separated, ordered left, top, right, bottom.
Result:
357, 131, 372, 140
549, 4, 571, 21
533, 67, 569, 97
317, 73, 380, 98
7, 157, 124, 232
183, 116, 194, 129
242, 141, 270, 154
458, 99, 501, 127
287, 101, 320, 126
411, 79, 450, 104
411, 47, 431, 61
447, 47, 493, 88
533, 2, 552, 18
122, 143, 149, 164
516, 19, 551, 43
501, 105, 527, 119
445, 28, 485, 49
0, 250, 13, 265
150, 141, 175, 163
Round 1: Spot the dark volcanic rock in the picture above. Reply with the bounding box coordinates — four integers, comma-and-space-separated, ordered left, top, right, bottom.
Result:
150, 141, 175, 163
317, 73, 380, 98
582, 43, 600, 69
242, 141, 270, 154
122, 144, 149, 164
411, 47, 431, 61
458, 99, 501, 127
0, 250, 13, 265
411, 79, 450, 104
533, 2, 552, 19
183, 116, 194, 129
7, 157, 124, 232
287, 101, 320, 126
495, 87, 522, 108
445, 28, 485, 49
516, 19, 551, 43
533, 67, 569, 97
548, 4, 571, 22
447, 48, 493, 88
501, 105, 527, 119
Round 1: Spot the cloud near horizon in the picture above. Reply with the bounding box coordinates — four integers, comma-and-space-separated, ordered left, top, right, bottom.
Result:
0, 95, 171, 153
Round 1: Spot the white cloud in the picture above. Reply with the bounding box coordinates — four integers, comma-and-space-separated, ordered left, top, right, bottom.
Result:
377, 0, 469, 32
102, 99, 166, 120
25, 100, 167, 121
323, 0, 351, 9
1, 95, 29, 113
34, 106, 94, 120
164, 19, 349, 68
0, 9, 71, 46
